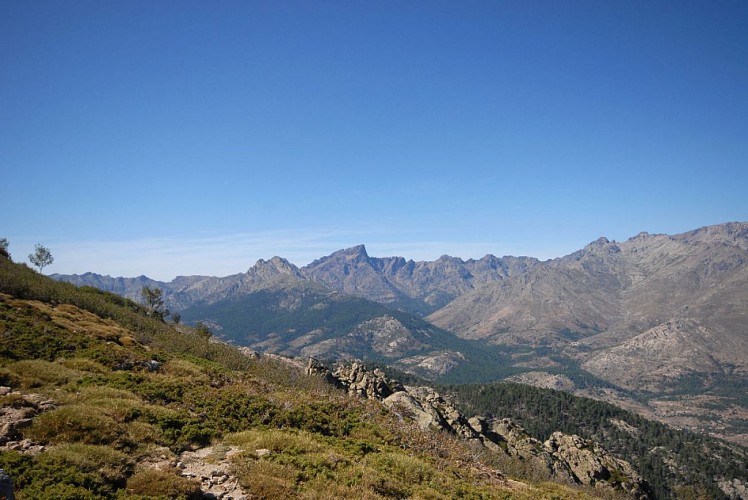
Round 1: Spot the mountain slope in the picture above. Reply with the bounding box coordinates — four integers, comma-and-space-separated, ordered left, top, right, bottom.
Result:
427, 223, 748, 443
177, 276, 488, 379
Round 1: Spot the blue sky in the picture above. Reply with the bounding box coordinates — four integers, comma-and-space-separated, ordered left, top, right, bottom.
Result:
2, 1, 747, 280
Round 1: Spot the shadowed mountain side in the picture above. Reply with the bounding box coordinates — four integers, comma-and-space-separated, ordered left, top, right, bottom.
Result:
176, 279, 497, 379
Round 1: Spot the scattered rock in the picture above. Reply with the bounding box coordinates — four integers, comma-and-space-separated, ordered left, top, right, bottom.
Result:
176, 445, 248, 500
237, 347, 260, 359
0, 391, 55, 453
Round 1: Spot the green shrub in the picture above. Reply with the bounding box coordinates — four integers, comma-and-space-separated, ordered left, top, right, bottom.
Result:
73, 385, 142, 402
130, 373, 193, 404
81, 342, 151, 371
366, 451, 435, 486
26, 405, 141, 450
183, 386, 278, 432
0, 297, 87, 362
161, 358, 210, 383
230, 458, 298, 498
44, 443, 133, 484
4, 359, 83, 388
59, 357, 108, 373
226, 429, 325, 455
125, 469, 202, 499
0, 449, 116, 499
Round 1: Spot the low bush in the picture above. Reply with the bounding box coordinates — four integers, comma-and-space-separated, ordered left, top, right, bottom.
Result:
44, 443, 133, 484
3, 359, 83, 388
161, 358, 210, 383
230, 457, 298, 498
59, 357, 109, 373
366, 451, 436, 486
25, 404, 148, 450
125, 469, 202, 499
225, 429, 325, 455
0, 449, 117, 499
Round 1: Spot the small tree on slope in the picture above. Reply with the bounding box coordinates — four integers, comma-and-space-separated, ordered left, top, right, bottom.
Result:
29, 244, 53, 273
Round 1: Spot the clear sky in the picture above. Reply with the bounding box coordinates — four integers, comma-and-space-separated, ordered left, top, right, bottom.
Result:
2, 1, 747, 280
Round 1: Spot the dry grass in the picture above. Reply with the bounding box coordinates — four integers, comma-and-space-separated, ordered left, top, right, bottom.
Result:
226, 429, 326, 455
44, 443, 133, 484
3, 359, 84, 388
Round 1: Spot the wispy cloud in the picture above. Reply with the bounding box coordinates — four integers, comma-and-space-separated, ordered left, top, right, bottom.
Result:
14, 227, 572, 281
41, 228, 367, 280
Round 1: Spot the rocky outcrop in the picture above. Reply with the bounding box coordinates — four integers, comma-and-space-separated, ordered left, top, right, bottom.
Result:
718, 477, 748, 499
306, 359, 403, 399
544, 432, 647, 497
307, 361, 651, 498
306, 358, 651, 499
384, 387, 482, 444
470, 417, 577, 483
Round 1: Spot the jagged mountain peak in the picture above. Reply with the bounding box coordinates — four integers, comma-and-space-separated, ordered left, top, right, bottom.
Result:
304, 244, 370, 269
246, 256, 304, 281
345, 243, 368, 255
249, 256, 300, 275
336, 244, 370, 262
674, 221, 748, 250
591, 236, 610, 245
627, 231, 653, 241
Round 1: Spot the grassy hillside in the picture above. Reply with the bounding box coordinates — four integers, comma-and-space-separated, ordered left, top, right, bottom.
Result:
0, 256, 610, 499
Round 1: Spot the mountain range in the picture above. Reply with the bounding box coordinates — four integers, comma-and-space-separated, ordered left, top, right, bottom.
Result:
53, 222, 748, 445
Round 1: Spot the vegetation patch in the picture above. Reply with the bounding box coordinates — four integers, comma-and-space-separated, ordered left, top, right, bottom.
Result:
125, 468, 202, 499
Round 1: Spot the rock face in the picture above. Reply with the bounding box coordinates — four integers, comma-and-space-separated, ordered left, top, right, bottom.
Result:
306, 359, 403, 399
308, 361, 651, 498
544, 432, 646, 496
472, 417, 577, 483
386, 386, 482, 442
